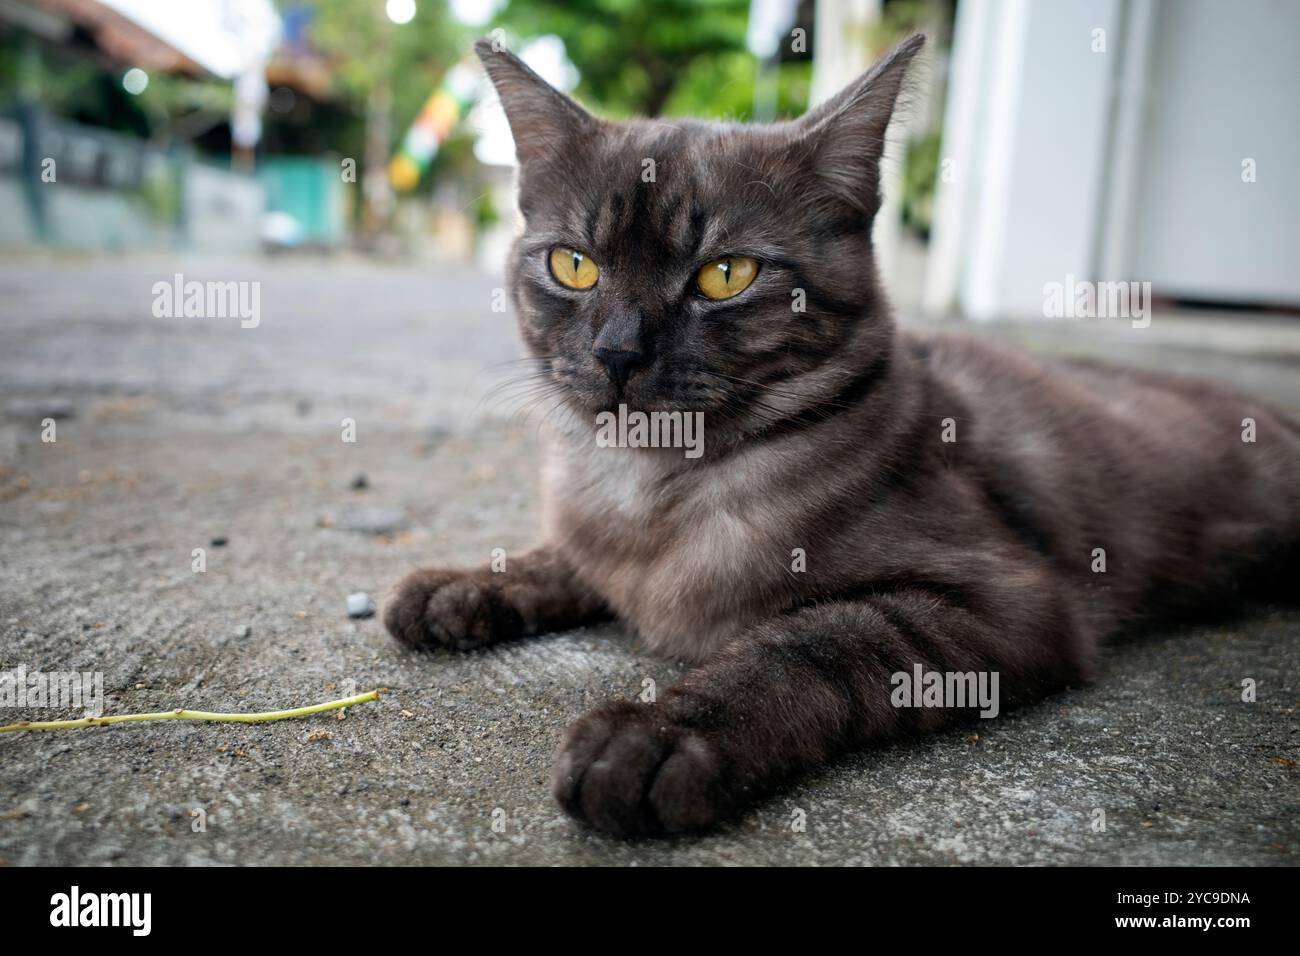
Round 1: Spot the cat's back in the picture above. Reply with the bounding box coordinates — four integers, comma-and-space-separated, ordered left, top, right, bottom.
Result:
902, 326, 1291, 457
902, 326, 1300, 611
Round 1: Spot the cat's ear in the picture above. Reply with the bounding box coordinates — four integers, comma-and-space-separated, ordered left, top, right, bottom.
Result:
792, 33, 925, 218
474, 39, 597, 166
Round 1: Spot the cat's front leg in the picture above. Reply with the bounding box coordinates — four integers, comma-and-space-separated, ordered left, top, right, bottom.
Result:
383, 546, 606, 650
553, 586, 1089, 836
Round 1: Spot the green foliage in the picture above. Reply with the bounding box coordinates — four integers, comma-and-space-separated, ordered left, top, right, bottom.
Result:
296, 0, 464, 150
873, 0, 955, 238
0, 30, 236, 142
301, 0, 460, 94
866, 0, 943, 55
298, 0, 811, 192
663, 55, 812, 122
489, 0, 772, 119
901, 127, 939, 238
473, 187, 499, 230
137, 163, 182, 223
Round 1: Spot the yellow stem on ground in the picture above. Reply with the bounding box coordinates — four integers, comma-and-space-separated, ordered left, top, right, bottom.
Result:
0, 690, 381, 733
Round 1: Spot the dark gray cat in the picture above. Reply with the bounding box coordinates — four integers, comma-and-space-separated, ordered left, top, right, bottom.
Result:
383, 35, 1300, 837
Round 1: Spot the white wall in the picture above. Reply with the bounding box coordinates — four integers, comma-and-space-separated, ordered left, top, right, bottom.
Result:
927, 0, 1120, 320
1124, 0, 1300, 304
926, 0, 1300, 319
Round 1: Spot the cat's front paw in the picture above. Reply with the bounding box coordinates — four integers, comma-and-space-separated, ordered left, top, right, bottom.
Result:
552, 700, 730, 837
382, 568, 525, 651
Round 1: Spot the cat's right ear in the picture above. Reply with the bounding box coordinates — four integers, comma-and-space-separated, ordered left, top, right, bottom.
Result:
474, 39, 597, 166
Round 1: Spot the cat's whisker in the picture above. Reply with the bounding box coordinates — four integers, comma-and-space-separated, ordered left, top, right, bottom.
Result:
502, 382, 571, 422
480, 355, 557, 371
480, 371, 557, 403
481, 381, 573, 428
477, 362, 575, 415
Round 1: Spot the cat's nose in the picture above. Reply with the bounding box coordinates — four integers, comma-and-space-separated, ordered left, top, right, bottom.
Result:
592, 347, 646, 390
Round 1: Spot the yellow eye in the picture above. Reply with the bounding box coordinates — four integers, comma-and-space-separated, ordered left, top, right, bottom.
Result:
549, 247, 599, 289
696, 256, 758, 300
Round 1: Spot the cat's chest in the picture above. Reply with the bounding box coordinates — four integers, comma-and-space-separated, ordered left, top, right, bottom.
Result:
542, 443, 796, 659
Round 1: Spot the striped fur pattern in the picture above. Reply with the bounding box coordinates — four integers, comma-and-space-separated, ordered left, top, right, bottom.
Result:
383, 36, 1300, 837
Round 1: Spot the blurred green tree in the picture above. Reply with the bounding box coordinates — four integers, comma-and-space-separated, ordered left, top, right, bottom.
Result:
489, 0, 761, 118
297, 0, 463, 143
0, 30, 232, 142
296, 0, 465, 231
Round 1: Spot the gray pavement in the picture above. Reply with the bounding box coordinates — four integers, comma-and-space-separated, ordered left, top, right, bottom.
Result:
1, 255, 1296, 865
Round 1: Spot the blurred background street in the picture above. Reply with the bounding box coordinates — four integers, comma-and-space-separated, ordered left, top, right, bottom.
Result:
0, 0, 1297, 864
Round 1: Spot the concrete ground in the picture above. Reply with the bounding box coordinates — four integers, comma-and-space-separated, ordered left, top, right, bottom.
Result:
0, 255, 1296, 866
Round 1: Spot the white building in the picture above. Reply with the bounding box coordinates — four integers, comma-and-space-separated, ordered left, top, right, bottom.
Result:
920, 0, 1300, 319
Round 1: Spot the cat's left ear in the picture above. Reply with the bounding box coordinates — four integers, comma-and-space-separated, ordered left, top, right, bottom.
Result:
792, 33, 925, 218
474, 39, 597, 166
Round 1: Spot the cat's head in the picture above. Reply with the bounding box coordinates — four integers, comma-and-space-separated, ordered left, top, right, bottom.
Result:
476, 35, 924, 439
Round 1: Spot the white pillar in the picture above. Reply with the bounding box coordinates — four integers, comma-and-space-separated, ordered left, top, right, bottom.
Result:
811, 0, 911, 285
925, 0, 1123, 320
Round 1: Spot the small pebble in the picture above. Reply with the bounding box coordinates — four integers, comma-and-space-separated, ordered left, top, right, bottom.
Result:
235, 624, 251, 638
347, 592, 376, 619
423, 426, 451, 453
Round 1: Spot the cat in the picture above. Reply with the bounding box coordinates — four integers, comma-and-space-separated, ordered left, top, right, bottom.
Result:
383, 34, 1300, 837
